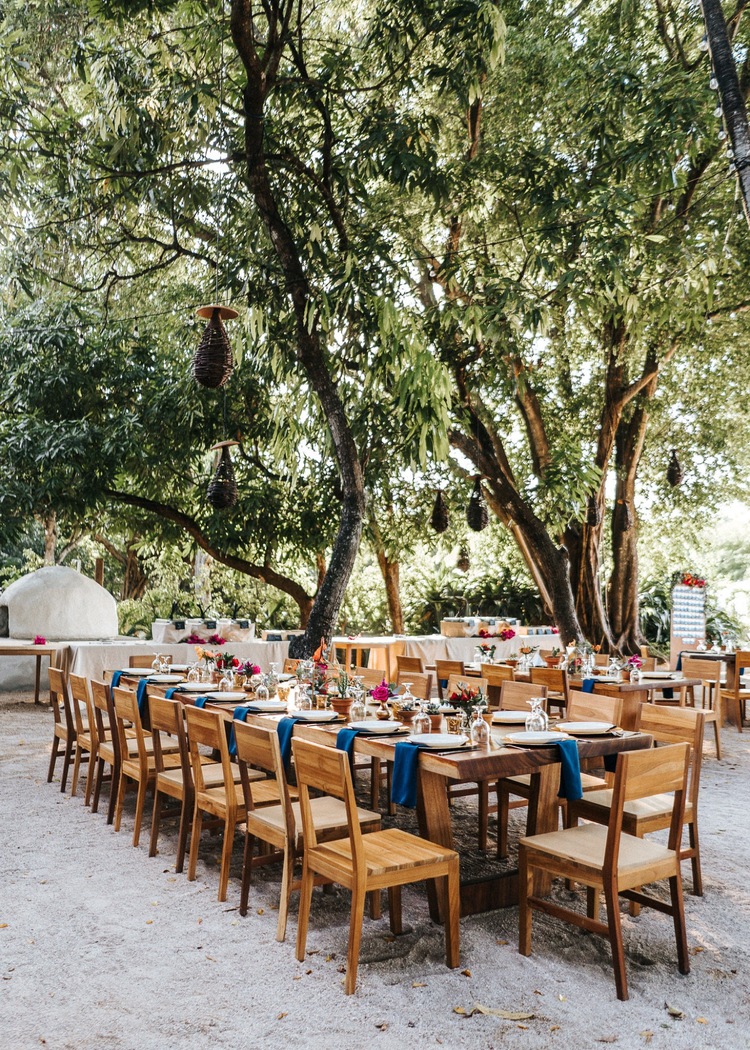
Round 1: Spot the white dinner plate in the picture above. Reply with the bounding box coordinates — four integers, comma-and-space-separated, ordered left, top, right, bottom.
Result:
407, 733, 469, 749
243, 700, 288, 713
557, 721, 617, 736
170, 663, 191, 672
204, 691, 247, 702
492, 711, 529, 724
348, 720, 404, 734
288, 709, 339, 722
586, 675, 618, 683
149, 674, 184, 684
639, 671, 681, 680
175, 682, 211, 692
506, 731, 569, 746
121, 667, 152, 676
278, 673, 295, 682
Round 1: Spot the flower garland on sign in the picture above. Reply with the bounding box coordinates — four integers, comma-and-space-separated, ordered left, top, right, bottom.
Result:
681, 573, 706, 588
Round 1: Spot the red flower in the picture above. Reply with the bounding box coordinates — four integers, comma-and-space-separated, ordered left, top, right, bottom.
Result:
232, 657, 240, 667
478, 628, 490, 638
208, 633, 226, 645
33, 635, 46, 645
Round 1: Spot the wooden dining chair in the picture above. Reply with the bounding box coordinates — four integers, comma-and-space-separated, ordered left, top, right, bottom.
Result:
90, 679, 118, 822
292, 738, 460, 994
129, 654, 171, 667
112, 686, 182, 847
495, 688, 617, 859
481, 664, 515, 708
352, 665, 387, 692
396, 654, 424, 675
434, 660, 465, 701
518, 741, 691, 1001
568, 706, 707, 900
69, 673, 97, 804
396, 670, 433, 701
234, 721, 381, 941
47, 667, 76, 793
680, 657, 722, 758
499, 680, 548, 711
530, 666, 569, 715
718, 649, 749, 734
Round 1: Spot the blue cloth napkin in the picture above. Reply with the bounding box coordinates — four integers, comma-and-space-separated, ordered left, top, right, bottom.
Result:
110, 670, 124, 690
194, 696, 209, 709
136, 677, 151, 717
581, 678, 596, 693
276, 717, 302, 773
556, 738, 583, 800
228, 705, 254, 757
675, 653, 683, 672
164, 687, 178, 699
391, 741, 427, 808
336, 727, 362, 769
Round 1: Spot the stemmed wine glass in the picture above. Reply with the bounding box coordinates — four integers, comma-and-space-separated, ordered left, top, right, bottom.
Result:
525, 697, 548, 733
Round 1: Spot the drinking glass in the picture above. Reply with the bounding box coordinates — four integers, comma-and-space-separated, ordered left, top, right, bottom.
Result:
411, 704, 431, 735
255, 683, 270, 703
525, 698, 548, 733
469, 707, 490, 748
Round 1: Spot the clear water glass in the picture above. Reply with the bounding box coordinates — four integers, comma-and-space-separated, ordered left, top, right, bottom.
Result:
411, 704, 431, 735
525, 697, 548, 733
470, 707, 490, 748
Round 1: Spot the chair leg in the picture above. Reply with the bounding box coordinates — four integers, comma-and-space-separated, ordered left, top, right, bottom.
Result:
295, 860, 315, 962
149, 791, 163, 859
47, 736, 60, 783
114, 773, 127, 832
586, 885, 600, 921
132, 777, 149, 847
387, 886, 402, 935
106, 760, 119, 825
369, 757, 379, 811
518, 847, 533, 956
669, 873, 690, 975
276, 846, 294, 942
60, 739, 74, 793
603, 880, 628, 1001
92, 758, 104, 814
239, 831, 255, 919
187, 807, 203, 881
478, 782, 489, 850
217, 818, 235, 902
443, 862, 461, 969
688, 821, 703, 896
71, 744, 82, 798
369, 887, 382, 921
713, 717, 722, 760
174, 794, 191, 875
497, 782, 510, 859
83, 751, 95, 806
345, 884, 366, 995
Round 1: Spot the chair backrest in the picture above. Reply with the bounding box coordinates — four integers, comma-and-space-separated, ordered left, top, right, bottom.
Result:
396, 670, 433, 701
396, 655, 424, 674
69, 673, 95, 743
184, 705, 235, 801
149, 695, 190, 777
91, 679, 114, 745
530, 666, 569, 699
446, 675, 488, 705
636, 705, 706, 806
500, 680, 548, 712
481, 664, 515, 707
729, 650, 750, 696
605, 742, 690, 874
353, 666, 387, 692
129, 654, 167, 668
292, 738, 362, 868
112, 687, 148, 776
594, 653, 609, 667
48, 666, 75, 735
639, 656, 657, 671
234, 721, 294, 836
566, 690, 623, 726
283, 658, 300, 674
435, 660, 465, 681
681, 657, 722, 687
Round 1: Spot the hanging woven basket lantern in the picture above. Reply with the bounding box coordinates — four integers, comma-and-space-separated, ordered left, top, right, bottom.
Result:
667, 449, 684, 487
616, 498, 633, 531
457, 544, 470, 573
430, 490, 450, 534
586, 494, 602, 527
466, 476, 489, 532
192, 304, 238, 388
207, 441, 238, 510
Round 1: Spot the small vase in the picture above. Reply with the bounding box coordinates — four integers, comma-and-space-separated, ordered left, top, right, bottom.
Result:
330, 697, 353, 721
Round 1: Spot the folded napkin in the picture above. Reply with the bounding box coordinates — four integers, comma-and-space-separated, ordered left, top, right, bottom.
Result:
276, 717, 302, 774
391, 741, 426, 809
164, 688, 178, 699
229, 705, 254, 757
556, 738, 583, 801
194, 696, 209, 709
675, 653, 683, 672
110, 670, 124, 690
136, 677, 151, 717
336, 727, 362, 769
581, 678, 596, 693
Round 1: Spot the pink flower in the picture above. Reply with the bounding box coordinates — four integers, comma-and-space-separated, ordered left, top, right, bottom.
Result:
208, 634, 226, 645
499, 628, 515, 641
33, 635, 46, 645
371, 679, 390, 705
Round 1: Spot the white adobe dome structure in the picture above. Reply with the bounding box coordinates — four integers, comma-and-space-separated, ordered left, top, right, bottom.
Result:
0, 565, 118, 641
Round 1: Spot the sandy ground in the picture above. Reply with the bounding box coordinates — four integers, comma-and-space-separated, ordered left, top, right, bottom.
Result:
1, 693, 749, 1050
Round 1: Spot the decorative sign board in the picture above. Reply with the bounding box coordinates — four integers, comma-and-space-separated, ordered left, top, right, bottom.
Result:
670, 581, 706, 665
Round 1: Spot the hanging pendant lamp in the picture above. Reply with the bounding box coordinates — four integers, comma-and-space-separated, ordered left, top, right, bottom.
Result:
466, 476, 489, 532
457, 544, 470, 573
430, 490, 450, 534
667, 449, 684, 487
207, 440, 238, 510
192, 304, 238, 388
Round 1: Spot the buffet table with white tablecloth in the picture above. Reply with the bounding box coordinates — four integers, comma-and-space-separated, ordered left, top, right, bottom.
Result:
337, 633, 527, 673
65, 639, 289, 681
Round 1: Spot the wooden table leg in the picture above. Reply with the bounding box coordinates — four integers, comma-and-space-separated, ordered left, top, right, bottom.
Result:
525, 764, 560, 894
34, 654, 42, 705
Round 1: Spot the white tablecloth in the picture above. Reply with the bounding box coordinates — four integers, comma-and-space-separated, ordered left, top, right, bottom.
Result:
342, 633, 527, 672
67, 639, 289, 681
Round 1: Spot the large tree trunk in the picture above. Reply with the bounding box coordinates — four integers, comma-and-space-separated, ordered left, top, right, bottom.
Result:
122, 545, 149, 600
565, 515, 613, 650
43, 511, 57, 565
231, 3, 367, 659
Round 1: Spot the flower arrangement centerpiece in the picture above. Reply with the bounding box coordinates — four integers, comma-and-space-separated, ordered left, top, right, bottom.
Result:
627, 654, 643, 669
239, 661, 261, 678
207, 633, 227, 646
194, 646, 218, 679
32, 635, 46, 645
446, 680, 487, 720
215, 651, 238, 672
499, 627, 516, 641
681, 572, 706, 588
519, 644, 538, 656
477, 642, 497, 661
183, 633, 205, 644
477, 628, 492, 639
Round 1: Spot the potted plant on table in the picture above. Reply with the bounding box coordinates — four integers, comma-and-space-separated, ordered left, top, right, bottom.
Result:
328, 670, 354, 720
424, 700, 444, 732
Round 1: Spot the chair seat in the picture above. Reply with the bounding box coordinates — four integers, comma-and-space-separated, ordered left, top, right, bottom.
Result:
504, 771, 607, 791
520, 823, 677, 884
575, 788, 695, 824
250, 796, 380, 847
158, 761, 255, 790
308, 826, 457, 882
